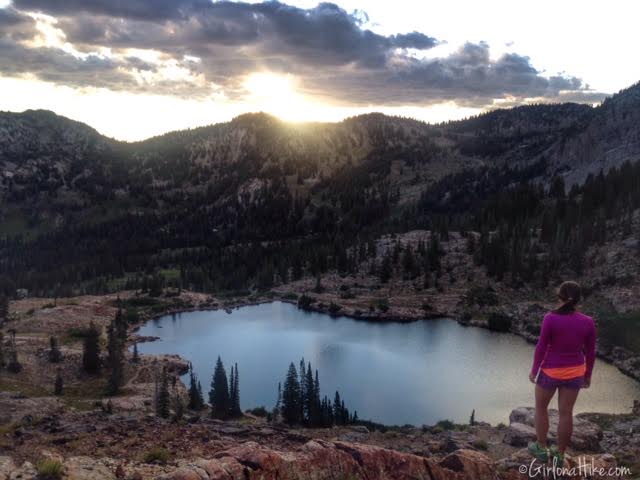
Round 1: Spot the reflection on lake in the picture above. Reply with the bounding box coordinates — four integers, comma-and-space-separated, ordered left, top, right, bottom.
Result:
136, 301, 640, 425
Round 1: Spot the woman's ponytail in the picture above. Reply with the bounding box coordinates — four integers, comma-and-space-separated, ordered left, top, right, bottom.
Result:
553, 281, 582, 314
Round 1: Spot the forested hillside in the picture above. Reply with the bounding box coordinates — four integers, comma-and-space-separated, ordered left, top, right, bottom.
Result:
1, 82, 639, 298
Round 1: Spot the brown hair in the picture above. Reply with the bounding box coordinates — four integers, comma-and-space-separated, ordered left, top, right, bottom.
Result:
554, 281, 581, 314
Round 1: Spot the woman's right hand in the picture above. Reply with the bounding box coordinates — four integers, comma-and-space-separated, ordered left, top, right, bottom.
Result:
583, 378, 591, 389
529, 373, 536, 383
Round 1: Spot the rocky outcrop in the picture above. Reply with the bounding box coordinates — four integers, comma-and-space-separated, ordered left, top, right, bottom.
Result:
0, 441, 504, 480
1, 440, 623, 480
505, 407, 602, 451
155, 440, 500, 480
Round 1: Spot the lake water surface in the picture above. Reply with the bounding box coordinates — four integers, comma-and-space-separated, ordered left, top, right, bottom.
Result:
136, 301, 640, 425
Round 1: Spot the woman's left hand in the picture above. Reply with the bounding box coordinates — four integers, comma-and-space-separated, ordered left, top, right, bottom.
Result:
529, 373, 536, 383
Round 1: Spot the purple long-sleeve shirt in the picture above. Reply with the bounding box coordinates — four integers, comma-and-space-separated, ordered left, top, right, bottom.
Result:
530, 311, 597, 379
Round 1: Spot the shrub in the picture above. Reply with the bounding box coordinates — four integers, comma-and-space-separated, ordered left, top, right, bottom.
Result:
487, 312, 512, 332
525, 323, 541, 335
473, 439, 489, 450
247, 406, 268, 417
422, 303, 435, 312
143, 447, 170, 465
328, 302, 342, 316
598, 310, 640, 355
67, 327, 92, 339
125, 308, 140, 324
36, 459, 64, 479
376, 299, 389, 313
298, 294, 314, 310
465, 286, 499, 307
435, 419, 456, 431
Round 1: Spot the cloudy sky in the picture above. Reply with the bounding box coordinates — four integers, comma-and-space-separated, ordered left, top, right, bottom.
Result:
0, 0, 638, 140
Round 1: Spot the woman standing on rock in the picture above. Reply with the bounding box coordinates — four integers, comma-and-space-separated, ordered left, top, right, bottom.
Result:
527, 281, 596, 466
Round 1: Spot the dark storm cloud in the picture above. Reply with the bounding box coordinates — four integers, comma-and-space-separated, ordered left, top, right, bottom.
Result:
2, 0, 602, 106
302, 43, 596, 106
0, 6, 37, 40
0, 38, 136, 89
11, 0, 205, 21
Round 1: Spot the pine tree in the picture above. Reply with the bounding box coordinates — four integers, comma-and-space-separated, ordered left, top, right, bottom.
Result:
106, 318, 119, 369
5, 331, 21, 373
188, 364, 204, 410
0, 295, 8, 319
333, 391, 342, 425
132, 342, 140, 363
49, 336, 63, 363
209, 356, 230, 419
312, 370, 321, 427
107, 345, 124, 395
0, 332, 5, 369
427, 233, 443, 273
273, 381, 282, 421
82, 322, 101, 374
106, 316, 125, 395
304, 362, 315, 424
469, 409, 475, 426
173, 393, 185, 421
229, 364, 235, 414
282, 363, 301, 425
156, 366, 171, 418
299, 359, 306, 422
54, 370, 64, 395
402, 247, 417, 279
172, 377, 185, 422
114, 308, 128, 342
379, 254, 392, 283
230, 363, 241, 417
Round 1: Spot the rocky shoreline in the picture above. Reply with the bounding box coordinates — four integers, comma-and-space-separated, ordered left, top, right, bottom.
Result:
133, 291, 640, 384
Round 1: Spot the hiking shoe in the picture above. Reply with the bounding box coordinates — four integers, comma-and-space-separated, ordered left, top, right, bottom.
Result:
549, 446, 565, 467
527, 441, 549, 462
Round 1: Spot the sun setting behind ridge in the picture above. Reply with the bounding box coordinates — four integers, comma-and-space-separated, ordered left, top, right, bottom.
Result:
2, 1, 640, 478
243, 72, 308, 122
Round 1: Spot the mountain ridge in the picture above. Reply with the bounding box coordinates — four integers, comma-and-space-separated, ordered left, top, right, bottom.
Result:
0, 81, 639, 297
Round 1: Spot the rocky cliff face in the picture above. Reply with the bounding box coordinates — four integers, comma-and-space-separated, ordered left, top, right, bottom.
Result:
544, 82, 640, 186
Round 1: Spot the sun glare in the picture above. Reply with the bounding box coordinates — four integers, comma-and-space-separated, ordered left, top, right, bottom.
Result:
242, 72, 311, 122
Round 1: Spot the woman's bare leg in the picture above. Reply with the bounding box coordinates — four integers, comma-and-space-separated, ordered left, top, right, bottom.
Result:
535, 384, 556, 446
557, 387, 580, 453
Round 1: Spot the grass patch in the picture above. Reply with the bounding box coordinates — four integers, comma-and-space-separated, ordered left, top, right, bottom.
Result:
143, 447, 171, 465
159, 268, 181, 281
115, 296, 163, 308
36, 459, 64, 479
0, 375, 50, 397
62, 376, 108, 399
426, 419, 469, 433
0, 422, 19, 436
